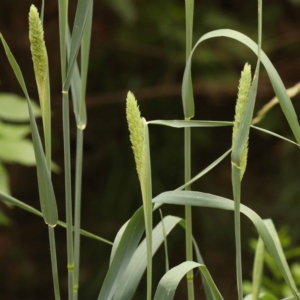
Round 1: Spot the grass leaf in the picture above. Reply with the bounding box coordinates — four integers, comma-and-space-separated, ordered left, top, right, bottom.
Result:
153, 261, 223, 300
0, 34, 58, 226
153, 191, 300, 299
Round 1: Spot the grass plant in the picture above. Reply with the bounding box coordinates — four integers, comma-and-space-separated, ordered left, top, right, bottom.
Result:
1, 0, 300, 299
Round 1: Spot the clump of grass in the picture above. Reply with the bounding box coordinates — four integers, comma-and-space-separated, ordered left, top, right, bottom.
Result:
1, 1, 300, 300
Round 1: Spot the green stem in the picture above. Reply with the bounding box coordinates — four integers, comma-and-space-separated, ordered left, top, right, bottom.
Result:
159, 209, 169, 272
73, 128, 84, 300
184, 0, 194, 298
185, 127, 194, 300
48, 226, 61, 300
58, 1, 74, 299
63, 92, 75, 300
232, 165, 243, 300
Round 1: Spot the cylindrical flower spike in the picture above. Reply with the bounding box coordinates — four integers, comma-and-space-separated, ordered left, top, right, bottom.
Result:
29, 5, 48, 101
126, 91, 144, 181
232, 63, 252, 180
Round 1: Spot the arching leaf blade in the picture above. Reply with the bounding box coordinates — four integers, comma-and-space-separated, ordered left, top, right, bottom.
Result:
182, 29, 300, 145
153, 261, 223, 300
113, 216, 182, 300
153, 191, 299, 299
0, 34, 58, 226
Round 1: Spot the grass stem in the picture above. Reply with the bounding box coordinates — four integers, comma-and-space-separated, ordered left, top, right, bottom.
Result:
185, 127, 194, 300
184, 0, 195, 298
73, 128, 84, 299
63, 92, 75, 300
48, 226, 61, 300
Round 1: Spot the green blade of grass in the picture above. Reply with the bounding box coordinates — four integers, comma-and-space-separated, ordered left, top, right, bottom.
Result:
149, 120, 298, 147
0, 34, 58, 226
148, 120, 233, 127
183, 0, 195, 119
153, 261, 223, 300
159, 209, 170, 273
97, 207, 145, 300
58, 0, 68, 80
192, 237, 215, 300
63, 0, 93, 91
179, 221, 215, 300
113, 216, 182, 300
250, 125, 299, 146
263, 220, 297, 289
176, 148, 231, 191
0, 190, 112, 245
182, 29, 300, 145
252, 237, 264, 300
152, 191, 299, 299
78, 0, 93, 128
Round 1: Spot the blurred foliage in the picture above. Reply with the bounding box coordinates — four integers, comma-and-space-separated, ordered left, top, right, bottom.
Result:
0, 93, 41, 226
243, 227, 300, 298
0, 0, 300, 299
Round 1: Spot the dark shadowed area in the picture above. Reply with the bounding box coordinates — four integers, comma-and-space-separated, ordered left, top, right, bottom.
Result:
0, 0, 300, 299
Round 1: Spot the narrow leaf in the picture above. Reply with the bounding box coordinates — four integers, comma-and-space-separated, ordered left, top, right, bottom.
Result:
153, 261, 223, 300
153, 191, 299, 299
0, 34, 57, 226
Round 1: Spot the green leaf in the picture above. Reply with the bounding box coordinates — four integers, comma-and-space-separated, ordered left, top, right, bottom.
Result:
152, 191, 300, 299
251, 126, 299, 147
192, 237, 215, 300
0, 34, 58, 226
64, 0, 93, 91
252, 238, 265, 300
79, 2, 92, 128
113, 216, 182, 300
178, 220, 215, 300
264, 220, 297, 291
0, 139, 36, 165
148, 120, 233, 127
0, 190, 112, 245
183, 0, 195, 119
0, 93, 41, 122
0, 122, 31, 140
176, 148, 231, 191
97, 207, 145, 300
153, 261, 223, 300
182, 29, 300, 145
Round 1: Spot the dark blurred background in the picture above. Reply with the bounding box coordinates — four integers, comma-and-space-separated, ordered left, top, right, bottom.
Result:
0, 0, 300, 299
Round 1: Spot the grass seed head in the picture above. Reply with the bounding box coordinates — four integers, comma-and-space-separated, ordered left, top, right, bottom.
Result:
232, 63, 252, 180
29, 5, 48, 89
126, 91, 144, 180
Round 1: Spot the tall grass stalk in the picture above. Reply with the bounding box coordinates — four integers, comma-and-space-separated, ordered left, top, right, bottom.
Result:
73, 4, 92, 298
57, 1, 75, 298
184, 0, 195, 299
29, 6, 60, 299
63, 92, 75, 299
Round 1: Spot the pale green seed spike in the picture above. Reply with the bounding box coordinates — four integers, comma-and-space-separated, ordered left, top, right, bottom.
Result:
29, 5, 48, 100
232, 63, 252, 180
126, 91, 144, 181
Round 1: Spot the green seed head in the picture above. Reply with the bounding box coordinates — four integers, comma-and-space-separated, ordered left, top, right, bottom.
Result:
29, 5, 48, 89
126, 91, 144, 180
232, 63, 252, 180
